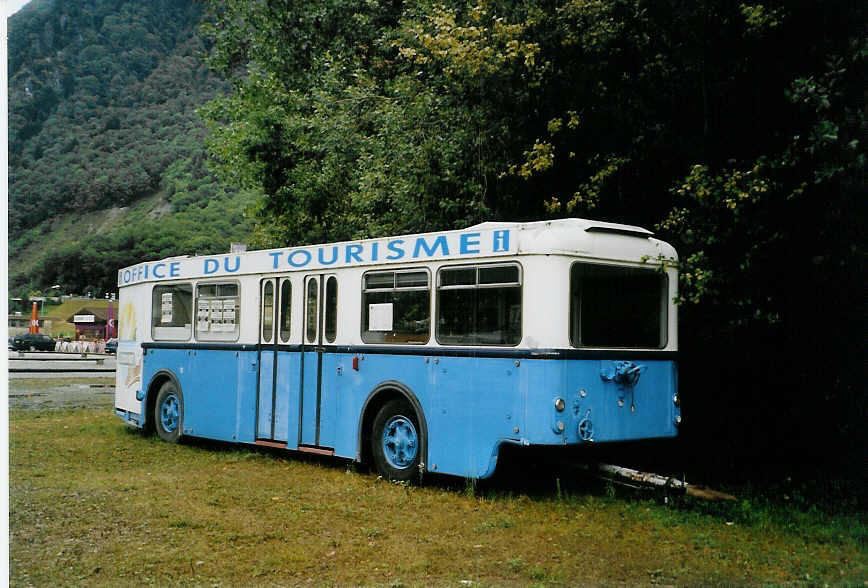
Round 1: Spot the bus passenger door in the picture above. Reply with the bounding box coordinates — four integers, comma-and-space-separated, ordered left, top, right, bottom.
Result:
300, 274, 336, 450
257, 278, 297, 444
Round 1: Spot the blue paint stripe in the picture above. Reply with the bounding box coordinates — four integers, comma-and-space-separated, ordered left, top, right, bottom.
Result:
142, 341, 676, 361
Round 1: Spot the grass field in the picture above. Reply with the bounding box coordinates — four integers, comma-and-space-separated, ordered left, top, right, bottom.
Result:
10, 407, 867, 586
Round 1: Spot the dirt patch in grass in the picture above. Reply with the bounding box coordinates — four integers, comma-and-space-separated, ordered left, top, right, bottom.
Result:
8, 378, 114, 411
10, 408, 867, 586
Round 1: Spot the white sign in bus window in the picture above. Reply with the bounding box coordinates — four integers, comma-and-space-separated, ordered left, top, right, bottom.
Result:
197, 300, 211, 332
222, 299, 236, 331
368, 303, 394, 331
211, 300, 224, 331
161, 293, 173, 324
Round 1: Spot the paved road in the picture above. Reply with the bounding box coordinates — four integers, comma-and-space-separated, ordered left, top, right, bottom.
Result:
8, 351, 115, 410
8, 350, 116, 378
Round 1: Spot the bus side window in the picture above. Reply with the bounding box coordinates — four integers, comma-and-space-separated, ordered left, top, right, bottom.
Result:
324, 276, 338, 343
279, 279, 292, 343
436, 264, 521, 346
306, 278, 319, 343
262, 280, 275, 343
362, 270, 430, 344
152, 283, 193, 341
197, 282, 240, 342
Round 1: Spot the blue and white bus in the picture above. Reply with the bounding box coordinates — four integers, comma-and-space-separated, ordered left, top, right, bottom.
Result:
114, 218, 680, 481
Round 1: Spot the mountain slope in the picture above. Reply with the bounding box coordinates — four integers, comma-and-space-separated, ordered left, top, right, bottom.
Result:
8, 0, 256, 296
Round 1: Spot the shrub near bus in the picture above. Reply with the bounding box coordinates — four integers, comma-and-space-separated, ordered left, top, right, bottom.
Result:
115, 219, 680, 481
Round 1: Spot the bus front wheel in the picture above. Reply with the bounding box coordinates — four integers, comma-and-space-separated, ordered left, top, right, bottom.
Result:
154, 381, 183, 443
371, 398, 422, 483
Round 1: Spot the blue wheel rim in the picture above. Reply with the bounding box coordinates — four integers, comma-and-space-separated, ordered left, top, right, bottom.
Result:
160, 393, 179, 433
382, 415, 418, 469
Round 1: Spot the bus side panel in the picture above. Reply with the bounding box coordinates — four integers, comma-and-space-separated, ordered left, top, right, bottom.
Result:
235, 350, 260, 444
300, 351, 320, 446
183, 349, 241, 441
564, 359, 679, 443
428, 356, 524, 479
257, 349, 276, 439
143, 348, 251, 444
115, 285, 150, 420
318, 352, 433, 460
142, 347, 188, 424
274, 350, 301, 447
257, 348, 302, 444
520, 358, 679, 445
116, 340, 144, 416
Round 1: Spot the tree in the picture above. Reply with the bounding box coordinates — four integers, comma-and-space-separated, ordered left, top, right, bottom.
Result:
199, 0, 866, 473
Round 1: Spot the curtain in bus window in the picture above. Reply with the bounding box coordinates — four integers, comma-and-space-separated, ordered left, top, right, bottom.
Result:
151, 284, 192, 341
570, 263, 667, 348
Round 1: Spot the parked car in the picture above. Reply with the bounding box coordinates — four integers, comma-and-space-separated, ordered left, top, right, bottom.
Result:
105, 338, 118, 354
11, 333, 56, 351
8, 336, 15, 350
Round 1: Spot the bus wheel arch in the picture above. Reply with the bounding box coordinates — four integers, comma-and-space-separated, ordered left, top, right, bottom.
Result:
145, 370, 182, 439
359, 381, 428, 481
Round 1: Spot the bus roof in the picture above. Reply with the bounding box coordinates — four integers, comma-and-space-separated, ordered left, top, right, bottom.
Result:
117, 218, 677, 287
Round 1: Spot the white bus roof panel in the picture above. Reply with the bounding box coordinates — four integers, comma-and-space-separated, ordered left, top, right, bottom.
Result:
117, 218, 676, 287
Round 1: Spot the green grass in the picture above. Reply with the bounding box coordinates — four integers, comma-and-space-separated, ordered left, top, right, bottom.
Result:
10, 408, 868, 586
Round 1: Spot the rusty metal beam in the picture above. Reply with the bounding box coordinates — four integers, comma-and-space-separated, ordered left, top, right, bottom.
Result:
592, 463, 736, 501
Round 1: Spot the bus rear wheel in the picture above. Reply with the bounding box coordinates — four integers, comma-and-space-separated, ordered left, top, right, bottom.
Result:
154, 381, 183, 443
371, 398, 422, 483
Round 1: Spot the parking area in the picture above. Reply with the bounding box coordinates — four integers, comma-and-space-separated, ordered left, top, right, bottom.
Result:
8, 351, 115, 410
9, 378, 114, 410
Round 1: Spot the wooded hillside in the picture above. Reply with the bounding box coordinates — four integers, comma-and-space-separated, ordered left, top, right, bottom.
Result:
8, 0, 256, 296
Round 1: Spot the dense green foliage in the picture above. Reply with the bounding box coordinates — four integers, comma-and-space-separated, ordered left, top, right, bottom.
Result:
201, 0, 866, 474
8, 0, 256, 295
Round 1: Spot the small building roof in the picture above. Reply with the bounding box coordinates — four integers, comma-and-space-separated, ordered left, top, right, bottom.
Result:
65, 306, 111, 323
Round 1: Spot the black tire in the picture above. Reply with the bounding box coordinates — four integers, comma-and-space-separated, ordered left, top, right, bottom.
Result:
371, 398, 423, 483
154, 381, 183, 443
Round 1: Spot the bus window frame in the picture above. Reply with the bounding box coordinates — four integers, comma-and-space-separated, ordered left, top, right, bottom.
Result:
261, 279, 276, 344
324, 275, 338, 344
568, 260, 669, 349
151, 282, 194, 342
195, 280, 241, 343
360, 267, 432, 345
278, 278, 292, 344
435, 262, 522, 347
305, 277, 319, 344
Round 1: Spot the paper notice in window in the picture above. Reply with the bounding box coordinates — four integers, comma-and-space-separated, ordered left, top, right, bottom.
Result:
197, 300, 210, 332
222, 299, 236, 331
161, 293, 173, 324
368, 303, 394, 331
211, 301, 224, 332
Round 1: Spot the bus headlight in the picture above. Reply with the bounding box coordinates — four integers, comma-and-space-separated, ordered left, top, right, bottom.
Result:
554, 397, 565, 412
